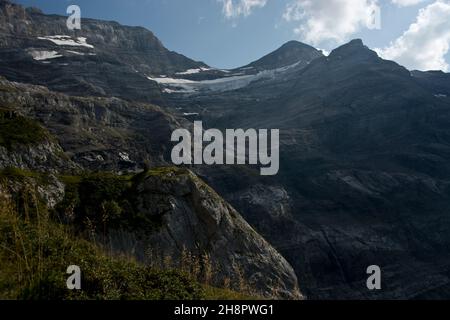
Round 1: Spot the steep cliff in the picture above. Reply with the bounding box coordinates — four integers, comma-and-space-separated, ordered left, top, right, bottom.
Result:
131, 167, 302, 299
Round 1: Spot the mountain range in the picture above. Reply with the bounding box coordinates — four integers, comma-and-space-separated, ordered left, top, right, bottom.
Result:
1, 0, 450, 299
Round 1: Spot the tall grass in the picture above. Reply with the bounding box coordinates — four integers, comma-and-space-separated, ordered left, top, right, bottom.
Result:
0, 174, 257, 300
0, 181, 204, 300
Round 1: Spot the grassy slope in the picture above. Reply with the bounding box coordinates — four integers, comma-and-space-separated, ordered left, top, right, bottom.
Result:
0, 180, 203, 300
0, 169, 253, 300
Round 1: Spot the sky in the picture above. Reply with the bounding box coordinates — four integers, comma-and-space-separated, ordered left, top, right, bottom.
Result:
13, 0, 450, 71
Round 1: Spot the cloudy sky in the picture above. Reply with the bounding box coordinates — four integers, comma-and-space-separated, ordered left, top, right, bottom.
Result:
14, 0, 450, 71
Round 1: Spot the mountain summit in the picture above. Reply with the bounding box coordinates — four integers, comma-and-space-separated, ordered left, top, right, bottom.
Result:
238, 40, 323, 72
328, 39, 379, 62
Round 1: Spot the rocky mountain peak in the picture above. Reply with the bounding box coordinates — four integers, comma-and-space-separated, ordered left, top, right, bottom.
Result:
328, 38, 378, 61
238, 40, 323, 71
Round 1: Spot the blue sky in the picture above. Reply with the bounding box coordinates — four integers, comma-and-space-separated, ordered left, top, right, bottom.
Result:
13, 0, 450, 71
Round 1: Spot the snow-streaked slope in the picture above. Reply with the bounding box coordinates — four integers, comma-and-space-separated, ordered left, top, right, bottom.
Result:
148, 60, 304, 94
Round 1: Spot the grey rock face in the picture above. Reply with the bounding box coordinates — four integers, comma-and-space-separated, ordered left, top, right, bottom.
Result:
231, 184, 294, 220
133, 168, 303, 300
0, 141, 78, 173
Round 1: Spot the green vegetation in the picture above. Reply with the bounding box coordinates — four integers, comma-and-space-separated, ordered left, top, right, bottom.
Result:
0, 167, 51, 185
0, 108, 51, 150
145, 166, 187, 177
0, 182, 204, 300
131, 165, 189, 185
0, 168, 255, 300
57, 172, 162, 233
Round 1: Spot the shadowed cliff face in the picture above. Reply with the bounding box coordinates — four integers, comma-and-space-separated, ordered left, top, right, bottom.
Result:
129, 167, 302, 299
175, 40, 450, 299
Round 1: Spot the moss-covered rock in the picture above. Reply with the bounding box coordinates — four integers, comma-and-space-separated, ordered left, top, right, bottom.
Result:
0, 108, 50, 150
0, 109, 79, 173
57, 172, 162, 233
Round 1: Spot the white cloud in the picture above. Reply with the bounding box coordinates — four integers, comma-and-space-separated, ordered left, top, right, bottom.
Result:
391, 0, 426, 7
376, 1, 450, 71
220, 0, 267, 19
282, 0, 380, 46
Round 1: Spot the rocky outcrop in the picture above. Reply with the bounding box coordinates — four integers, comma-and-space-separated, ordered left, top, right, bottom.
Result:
0, 172, 65, 210
132, 168, 303, 300
0, 141, 78, 173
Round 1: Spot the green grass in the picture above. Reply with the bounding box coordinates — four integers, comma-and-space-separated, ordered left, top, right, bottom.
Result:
0, 108, 51, 150
0, 167, 54, 188
145, 166, 188, 177
0, 167, 46, 180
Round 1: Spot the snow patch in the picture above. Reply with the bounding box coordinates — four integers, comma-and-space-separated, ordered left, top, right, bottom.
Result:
66, 50, 85, 56
29, 50, 63, 61
183, 112, 200, 116
38, 35, 94, 49
162, 88, 194, 94
66, 50, 96, 56
176, 67, 212, 75
119, 152, 131, 162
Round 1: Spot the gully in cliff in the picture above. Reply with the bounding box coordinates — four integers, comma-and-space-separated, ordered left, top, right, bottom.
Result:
171, 121, 280, 176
